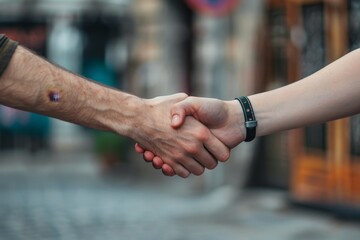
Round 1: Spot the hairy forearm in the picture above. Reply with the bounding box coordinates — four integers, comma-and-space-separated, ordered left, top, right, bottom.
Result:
0, 46, 142, 137
0, 43, 230, 177
249, 49, 360, 136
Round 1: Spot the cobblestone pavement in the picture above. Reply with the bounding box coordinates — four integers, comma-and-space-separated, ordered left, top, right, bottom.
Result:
0, 151, 359, 240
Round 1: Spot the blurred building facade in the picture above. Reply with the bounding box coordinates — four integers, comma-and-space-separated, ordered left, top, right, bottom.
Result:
258, 0, 360, 218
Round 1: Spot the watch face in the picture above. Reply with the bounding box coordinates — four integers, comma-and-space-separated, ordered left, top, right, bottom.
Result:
186, 0, 240, 16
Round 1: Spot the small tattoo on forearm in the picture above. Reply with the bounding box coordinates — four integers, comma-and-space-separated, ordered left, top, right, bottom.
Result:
49, 91, 61, 102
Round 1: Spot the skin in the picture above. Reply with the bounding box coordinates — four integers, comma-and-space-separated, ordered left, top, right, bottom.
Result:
0, 45, 230, 178
137, 48, 360, 176
135, 98, 245, 176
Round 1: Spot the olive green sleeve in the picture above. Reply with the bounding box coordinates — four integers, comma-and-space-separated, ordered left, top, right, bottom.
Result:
0, 34, 18, 78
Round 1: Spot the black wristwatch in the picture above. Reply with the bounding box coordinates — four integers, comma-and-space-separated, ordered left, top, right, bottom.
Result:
235, 96, 257, 142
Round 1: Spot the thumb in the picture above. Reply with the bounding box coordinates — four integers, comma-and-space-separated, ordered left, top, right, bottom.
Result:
171, 113, 184, 128
170, 98, 195, 128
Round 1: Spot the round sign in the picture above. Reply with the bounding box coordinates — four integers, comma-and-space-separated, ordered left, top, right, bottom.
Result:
186, 0, 240, 16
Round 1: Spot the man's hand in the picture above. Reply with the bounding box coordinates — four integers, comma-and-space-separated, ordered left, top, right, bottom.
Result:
131, 94, 230, 178
135, 97, 246, 176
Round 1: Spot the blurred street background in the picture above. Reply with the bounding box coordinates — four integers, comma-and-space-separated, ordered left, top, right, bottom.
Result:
0, 0, 360, 239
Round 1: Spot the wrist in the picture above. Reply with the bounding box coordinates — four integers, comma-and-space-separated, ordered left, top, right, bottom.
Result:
88, 84, 145, 137
116, 93, 145, 138
225, 100, 247, 146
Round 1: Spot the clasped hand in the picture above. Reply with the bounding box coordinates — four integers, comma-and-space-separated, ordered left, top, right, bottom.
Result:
134, 94, 245, 178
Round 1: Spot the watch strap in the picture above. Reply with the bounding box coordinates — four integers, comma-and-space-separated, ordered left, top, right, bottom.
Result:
235, 96, 257, 142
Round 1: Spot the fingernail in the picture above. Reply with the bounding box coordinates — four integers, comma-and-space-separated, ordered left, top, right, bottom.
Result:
172, 114, 179, 124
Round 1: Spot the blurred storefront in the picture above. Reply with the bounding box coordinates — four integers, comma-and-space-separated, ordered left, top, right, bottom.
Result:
255, 0, 360, 218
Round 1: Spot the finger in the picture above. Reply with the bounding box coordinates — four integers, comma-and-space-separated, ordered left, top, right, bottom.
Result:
143, 151, 155, 162
164, 157, 191, 178
162, 163, 175, 176
203, 132, 230, 162
171, 114, 184, 128
152, 156, 164, 168
174, 164, 191, 178
152, 160, 162, 169
176, 156, 205, 176
141, 150, 190, 178
134, 143, 145, 153
194, 147, 218, 170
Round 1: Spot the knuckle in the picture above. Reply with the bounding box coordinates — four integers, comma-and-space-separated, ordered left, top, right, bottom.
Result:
185, 143, 200, 155
196, 128, 210, 142
172, 152, 184, 162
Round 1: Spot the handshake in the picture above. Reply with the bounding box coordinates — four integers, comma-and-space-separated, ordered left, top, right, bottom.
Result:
131, 93, 249, 178
0, 40, 256, 178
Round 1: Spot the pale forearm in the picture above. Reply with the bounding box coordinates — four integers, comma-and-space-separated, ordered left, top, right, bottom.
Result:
249, 49, 360, 136
0, 45, 141, 137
